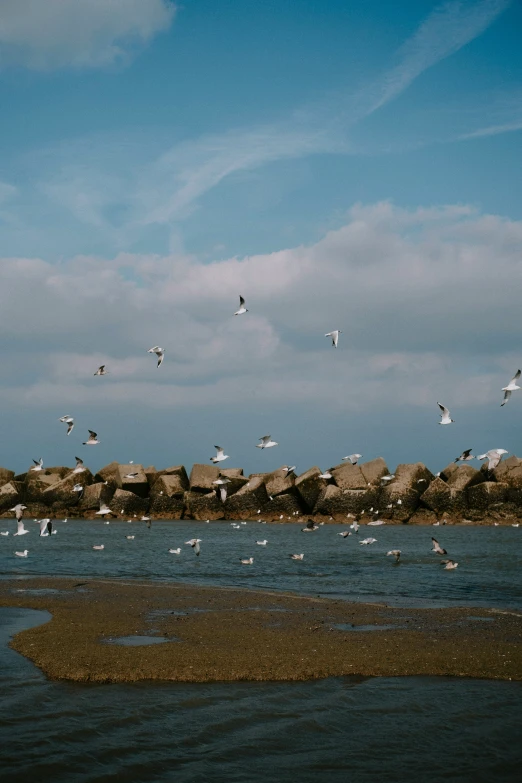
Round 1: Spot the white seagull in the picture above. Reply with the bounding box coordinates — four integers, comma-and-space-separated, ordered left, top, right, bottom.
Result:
318, 470, 333, 479
169, 547, 181, 554
15, 550, 28, 557
338, 531, 351, 538
186, 538, 201, 556
325, 330, 342, 348
37, 519, 53, 536
359, 538, 377, 545
367, 520, 385, 526
442, 559, 458, 570
96, 504, 112, 517
256, 435, 278, 449
240, 557, 254, 565
478, 449, 508, 471
342, 454, 362, 465
455, 449, 474, 462
350, 520, 359, 533
94, 365, 108, 376
59, 415, 75, 435
14, 520, 29, 537
92, 545, 105, 550
387, 549, 401, 563
437, 403, 454, 425
0, 531, 9, 536
126, 535, 135, 540
147, 346, 165, 368
30, 458, 44, 472
256, 540, 268, 545
73, 456, 86, 474
431, 537, 447, 555
124, 472, 139, 479
83, 430, 99, 446
281, 465, 296, 476
290, 553, 304, 560
210, 446, 229, 464
234, 295, 248, 316
381, 474, 395, 483
302, 519, 319, 532
501, 369, 521, 406
11, 504, 27, 522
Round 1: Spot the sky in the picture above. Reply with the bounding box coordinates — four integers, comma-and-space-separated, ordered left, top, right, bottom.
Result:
0, 0, 521, 476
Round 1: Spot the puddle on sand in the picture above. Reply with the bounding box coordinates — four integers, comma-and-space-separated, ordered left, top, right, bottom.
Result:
103, 635, 180, 646
332, 623, 403, 632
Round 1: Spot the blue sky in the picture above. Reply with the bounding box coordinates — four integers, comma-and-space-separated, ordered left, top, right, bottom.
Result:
0, 0, 521, 476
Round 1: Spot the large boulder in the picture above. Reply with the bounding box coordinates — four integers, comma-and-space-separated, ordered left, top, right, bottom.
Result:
144, 465, 158, 487
41, 469, 94, 508
148, 494, 185, 519
419, 478, 466, 516
184, 491, 224, 521
189, 463, 220, 492
115, 464, 149, 498
380, 485, 421, 521
225, 476, 269, 520
295, 467, 327, 511
109, 489, 149, 517
394, 462, 434, 490
493, 456, 522, 488
330, 463, 368, 490
23, 471, 65, 503
467, 482, 508, 512
220, 468, 244, 478
79, 482, 115, 511
360, 457, 389, 486
261, 493, 305, 521
264, 468, 296, 498
0, 481, 22, 511
0, 467, 15, 485
218, 474, 250, 496
446, 465, 484, 492
313, 485, 371, 520
95, 462, 121, 487
151, 473, 188, 499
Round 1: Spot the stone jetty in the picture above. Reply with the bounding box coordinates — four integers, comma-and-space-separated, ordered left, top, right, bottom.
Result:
1, 456, 522, 524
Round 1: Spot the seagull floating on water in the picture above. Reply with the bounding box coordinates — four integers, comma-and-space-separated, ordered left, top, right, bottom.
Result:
169, 547, 181, 554
343, 454, 362, 465
210, 446, 229, 464
240, 557, 254, 565
256, 540, 267, 545
30, 458, 43, 472
15, 550, 28, 557
442, 559, 458, 570
92, 545, 104, 550
431, 537, 447, 555
387, 549, 401, 563
302, 519, 319, 532
501, 369, 521, 406
83, 430, 99, 446
338, 531, 351, 538
437, 403, 454, 425
325, 330, 342, 348
147, 346, 164, 368
234, 295, 248, 316
290, 553, 304, 560
186, 538, 201, 556
256, 435, 278, 449
367, 520, 385, 526
94, 365, 108, 376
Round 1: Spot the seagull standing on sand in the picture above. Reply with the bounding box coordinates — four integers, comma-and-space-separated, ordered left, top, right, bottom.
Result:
455, 449, 474, 462
387, 549, 401, 563
501, 370, 521, 406
31, 458, 43, 472
256, 435, 278, 449
147, 346, 165, 368
234, 295, 248, 316
437, 403, 454, 425
210, 446, 229, 464
325, 330, 342, 348
343, 454, 362, 465
83, 430, 99, 446
186, 538, 201, 556
94, 365, 108, 376
59, 415, 75, 435
431, 537, 447, 555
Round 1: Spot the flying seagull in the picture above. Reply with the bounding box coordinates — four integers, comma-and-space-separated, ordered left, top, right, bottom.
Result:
325, 330, 342, 348
455, 449, 474, 463
501, 369, 521, 406
11, 504, 27, 522
94, 365, 108, 376
281, 465, 296, 476
302, 519, 319, 532
210, 446, 229, 464
343, 454, 362, 465
83, 430, 99, 446
185, 538, 201, 556
14, 520, 29, 537
338, 531, 351, 538
386, 549, 401, 563
96, 504, 112, 517
359, 537, 377, 545
477, 448, 508, 471
72, 457, 86, 474
147, 346, 165, 368
431, 537, 447, 555
256, 435, 278, 449
59, 415, 75, 435
437, 403, 454, 425
30, 458, 43, 472
37, 519, 53, 537
318, 470, 333, 479
234, 295, 248, 316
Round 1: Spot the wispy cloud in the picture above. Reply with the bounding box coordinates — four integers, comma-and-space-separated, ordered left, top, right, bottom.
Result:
459, 119, 522, 139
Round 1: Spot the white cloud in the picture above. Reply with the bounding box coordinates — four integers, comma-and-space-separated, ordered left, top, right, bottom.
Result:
0, 0, 176, 70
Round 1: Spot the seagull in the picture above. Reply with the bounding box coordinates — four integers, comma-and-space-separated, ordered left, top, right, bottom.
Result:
59, 415, 75, 435
318, 470, 333, 479
359, 537, 377, 545
126, 535, 135, 540
210, 446, 229, 463
83, 430, 99, 446
11, 504, 27, 522
96, 504, 112, 517
186, 538, 201, 556
290, 553, 304, 560
72, 457, 86, 474
234, 295, 248, 316
281, 465, 296, 476
387, 549, 401, 563
350, 520, 359, 533
169, 547, 181, 554
147, 346, 165, 368
338, 531, 351, 538
94, 365, 108, 376
367, 520, 385, 526
431, 537, 447, 555
92, 545, 105, 550
442, 559, 458, 570
455, 449, 474, 462
381, 474, 395, 483
124, 472, 139, 479
37, 519, 53, 536
0, 531, 8, 536
14, 520, 29, 536
72, 483, 84, 495
256, 435, 278, 449
256, 540, 268, 545
501, 369, 521, 406
325, 330, 342, 348
302, 519, 319, 532
478, 448, 508, 471
30, 458, 43, 472
342, 454, 362, 465
240, 557, 254, 565
15, 550, 28, 557
437, 403, 454, 425
512, 523, 520, 528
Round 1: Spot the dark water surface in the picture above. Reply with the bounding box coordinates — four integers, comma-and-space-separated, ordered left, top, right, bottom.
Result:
1, 520, 521, 608
1, 608, 521, 783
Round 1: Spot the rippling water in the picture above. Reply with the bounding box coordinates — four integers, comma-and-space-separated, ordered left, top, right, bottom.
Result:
1, 520, 521, 608
1, 607, 521, 783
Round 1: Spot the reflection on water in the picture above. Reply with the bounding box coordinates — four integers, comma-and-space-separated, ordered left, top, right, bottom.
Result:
1, 521, 521, 609
1, 608, 521, 783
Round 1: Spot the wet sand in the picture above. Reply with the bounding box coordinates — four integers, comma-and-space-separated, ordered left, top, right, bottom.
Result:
1, 577, 521, 683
